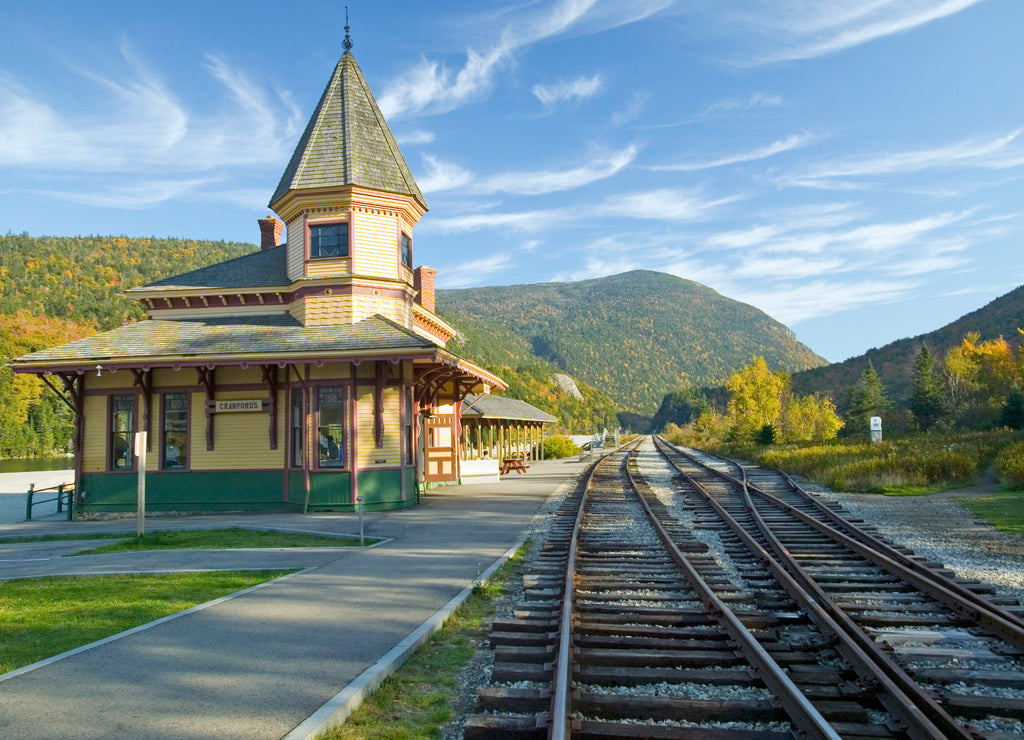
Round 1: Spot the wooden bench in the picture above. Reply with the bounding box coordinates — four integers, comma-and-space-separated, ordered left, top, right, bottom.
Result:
500, 457, 530, 475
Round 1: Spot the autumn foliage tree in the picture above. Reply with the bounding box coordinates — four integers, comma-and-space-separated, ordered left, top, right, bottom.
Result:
0, 311, 96, 457
690, 356, 842, 446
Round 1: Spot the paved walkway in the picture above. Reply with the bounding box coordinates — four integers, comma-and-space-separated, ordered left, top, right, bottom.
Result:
0, 469, 75, 525
0, 459, 586, 739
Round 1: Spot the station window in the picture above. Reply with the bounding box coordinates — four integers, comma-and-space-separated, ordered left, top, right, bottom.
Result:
110, 394, 135, 471
401, 232, 412, 268
309, 222, 349, 259
291, 391, 304, 468
317, 386, 346, 469
162, 393, 188, 469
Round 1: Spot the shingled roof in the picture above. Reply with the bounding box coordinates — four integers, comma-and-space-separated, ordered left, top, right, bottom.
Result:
135, 245, 289, 292
461, 394, 558, 424
269, 50, 426, 210
13, 314, 438, 369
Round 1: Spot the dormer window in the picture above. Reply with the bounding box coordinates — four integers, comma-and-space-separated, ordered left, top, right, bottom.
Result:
310, 222, 349, 259
401, 233, 412, 268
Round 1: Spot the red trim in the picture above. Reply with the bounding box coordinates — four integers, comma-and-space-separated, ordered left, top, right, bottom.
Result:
349, 363, 358, 505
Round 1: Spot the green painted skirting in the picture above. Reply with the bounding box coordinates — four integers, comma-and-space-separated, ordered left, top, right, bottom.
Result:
79, 468, 417, 513
79, 471, 288, 512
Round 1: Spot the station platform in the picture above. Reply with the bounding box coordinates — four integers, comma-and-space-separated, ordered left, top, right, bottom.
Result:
0, 458, 588, 739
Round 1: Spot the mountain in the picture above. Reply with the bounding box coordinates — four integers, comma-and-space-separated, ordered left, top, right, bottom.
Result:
438, 270, 827, 414
792, 284, 1024, 409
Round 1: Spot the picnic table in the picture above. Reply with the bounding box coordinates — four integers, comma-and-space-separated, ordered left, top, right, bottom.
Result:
500, 457, 530, 475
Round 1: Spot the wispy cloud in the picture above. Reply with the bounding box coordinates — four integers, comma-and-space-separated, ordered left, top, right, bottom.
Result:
0, 42, 301, 209
425, 209, 570, 234
438, 252, 515, 288
532, 73, 603, 109
651, 131, 816, 172
419, 144, 638, 196
606, 188, 739, 221
396, 129, 435, 145
479, 144, 638, 195
417, 154, 474, 193
731, 279, 917, 325
732, 0, 987, 64
695, 92, 784, 118
782, 129, 1024, 188
34, 178, 217, 209
378, 0, 669, 118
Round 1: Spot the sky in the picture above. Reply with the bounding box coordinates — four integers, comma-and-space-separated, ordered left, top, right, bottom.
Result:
2, 1, 1022, 363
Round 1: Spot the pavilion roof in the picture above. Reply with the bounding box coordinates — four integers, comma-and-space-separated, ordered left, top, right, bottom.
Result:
461, 394, 558, 424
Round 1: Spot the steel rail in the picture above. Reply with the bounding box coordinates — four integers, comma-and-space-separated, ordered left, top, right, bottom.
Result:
773, 467, 1024, 635
623, 449, 842, 740
549, 444, 634, 740
653, 436, 963, 740
663, 437, 1024, 648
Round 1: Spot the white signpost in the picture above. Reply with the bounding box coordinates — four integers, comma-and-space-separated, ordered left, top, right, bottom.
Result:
135, 431, 147, 536
870, 416, 883, 444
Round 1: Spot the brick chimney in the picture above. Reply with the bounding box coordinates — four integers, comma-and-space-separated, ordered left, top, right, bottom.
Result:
414, 266, 437, 313
258, 216, 284, 249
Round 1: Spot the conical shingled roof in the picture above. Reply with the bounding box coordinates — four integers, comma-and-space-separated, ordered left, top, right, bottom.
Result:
269, 51, 426, 210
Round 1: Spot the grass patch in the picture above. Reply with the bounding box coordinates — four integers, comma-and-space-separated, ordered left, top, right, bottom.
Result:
751, 430, 1024, 493
315, 543, 529, 740
70, 527, 369, 555
0, 532, 135, 545
957, 491, 1024, 533
0, 570, 292, 674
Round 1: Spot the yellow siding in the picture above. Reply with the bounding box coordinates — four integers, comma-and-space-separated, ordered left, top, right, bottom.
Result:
308, 362, 352, 381
89, 371, 134, 391
286, 216, 305, 281
82, 395, 107, 472
306, 258, 351, 278
297, 294, 355, 326
352, 211, 399, 280
355, 386, 401, 467
350, 293, 409, 326
188, 391, 287, 470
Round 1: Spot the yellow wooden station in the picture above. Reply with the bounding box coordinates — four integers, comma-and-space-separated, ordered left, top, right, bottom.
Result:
13, 36, 510, 513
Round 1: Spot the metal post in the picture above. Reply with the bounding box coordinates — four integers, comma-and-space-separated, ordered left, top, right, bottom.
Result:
57, 483, 64, 513
357, 496, 364, 547
26, 483, 34, 521
135, 431, 148, 537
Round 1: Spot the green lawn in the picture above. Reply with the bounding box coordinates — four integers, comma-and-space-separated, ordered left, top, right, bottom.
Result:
70, 527, 371, 555
0, 570, 293, 674
957, 491, 1024, 533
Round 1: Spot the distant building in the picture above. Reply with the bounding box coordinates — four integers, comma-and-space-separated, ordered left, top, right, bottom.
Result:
13, 37, 508, 513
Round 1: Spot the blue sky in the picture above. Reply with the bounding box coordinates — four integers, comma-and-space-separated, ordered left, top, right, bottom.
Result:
2, 1, 1022, 363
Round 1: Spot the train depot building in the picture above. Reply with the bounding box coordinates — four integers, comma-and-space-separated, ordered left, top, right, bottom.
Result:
12, 42, 527, 514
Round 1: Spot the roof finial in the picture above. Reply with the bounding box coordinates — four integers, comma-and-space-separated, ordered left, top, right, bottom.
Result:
343, 6, 353, 53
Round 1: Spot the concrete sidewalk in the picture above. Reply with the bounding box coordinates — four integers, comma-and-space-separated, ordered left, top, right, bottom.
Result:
0, 459, 586, 739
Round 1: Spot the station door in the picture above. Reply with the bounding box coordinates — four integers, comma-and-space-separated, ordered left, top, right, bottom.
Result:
424, 413, 458, 483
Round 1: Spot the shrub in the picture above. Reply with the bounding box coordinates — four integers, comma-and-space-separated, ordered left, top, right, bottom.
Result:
996, 440, 1024, 486
542, 435, 578, 459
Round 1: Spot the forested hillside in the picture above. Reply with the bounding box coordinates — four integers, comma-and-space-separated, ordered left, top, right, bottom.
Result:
0, 233, 257, 330
0, 233, 257, 457
791, 285, 1024, 412
438, 270, 826, 414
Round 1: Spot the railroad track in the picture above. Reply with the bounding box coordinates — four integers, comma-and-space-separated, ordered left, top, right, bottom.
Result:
462, 437, 1024, 739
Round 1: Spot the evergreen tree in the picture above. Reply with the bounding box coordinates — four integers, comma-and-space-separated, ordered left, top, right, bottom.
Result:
999, 390, 1024, 429
910, 344, 946, 430
846, 360, 891, 435
652, 388, 704, 432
